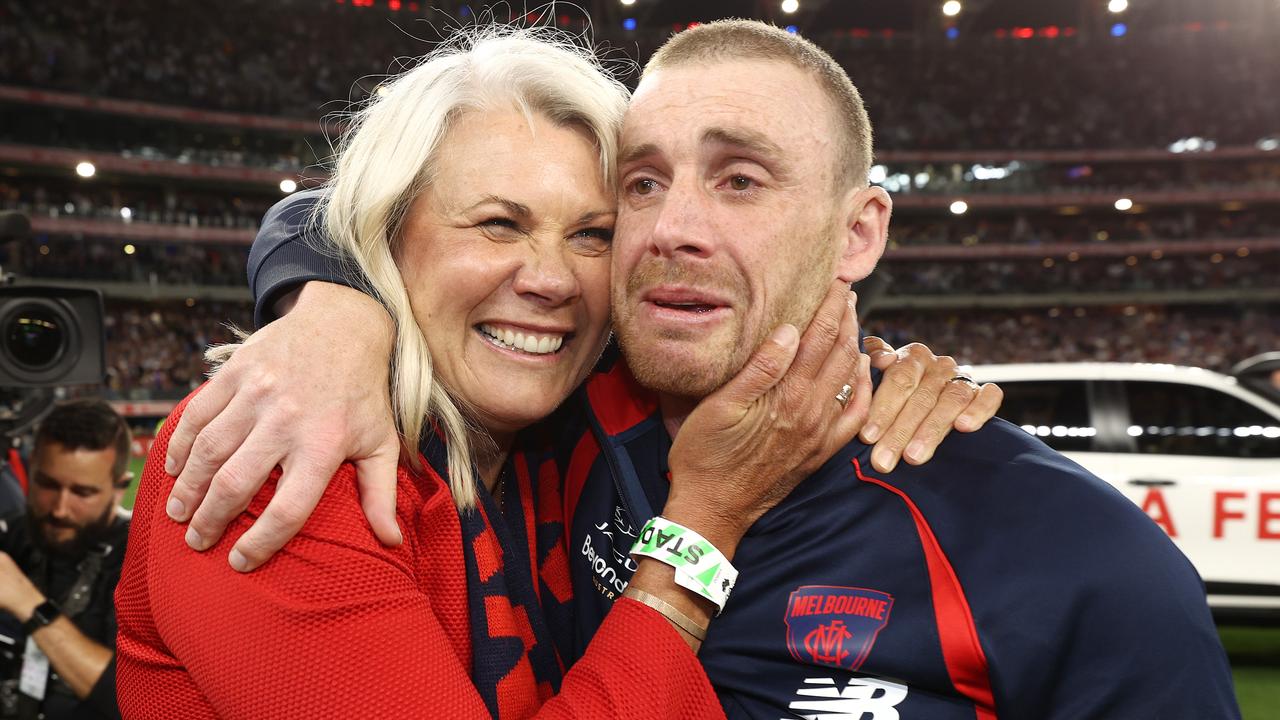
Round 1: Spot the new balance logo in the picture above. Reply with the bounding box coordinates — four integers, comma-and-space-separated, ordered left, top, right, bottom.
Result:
785, 676, 908, 719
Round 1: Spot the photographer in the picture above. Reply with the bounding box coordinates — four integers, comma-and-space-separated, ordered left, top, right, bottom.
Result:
0, 399, 128, 720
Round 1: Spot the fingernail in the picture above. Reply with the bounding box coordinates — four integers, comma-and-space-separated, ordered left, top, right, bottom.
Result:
872, 447, 897, 473
166, 496, 186, 521
164, 456, 177, 475
862, 424, 881, 443
185, 527, 205, 551
228, 550, 249, 573
904, 440, 926, 464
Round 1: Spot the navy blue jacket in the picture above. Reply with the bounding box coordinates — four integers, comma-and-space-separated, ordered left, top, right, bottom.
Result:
250, 191, 1240, 719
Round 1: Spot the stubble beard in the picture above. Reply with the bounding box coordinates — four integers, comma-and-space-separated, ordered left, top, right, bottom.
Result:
615, 229, 839, 400
29, 501, 117, 560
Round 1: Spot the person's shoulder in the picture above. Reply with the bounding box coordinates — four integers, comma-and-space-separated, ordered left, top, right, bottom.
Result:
811, 419, 1178, 562
145, 388, 436, 552
0, 511, 27, 550
261, 187, 326, 236
879, 417, 1122, 508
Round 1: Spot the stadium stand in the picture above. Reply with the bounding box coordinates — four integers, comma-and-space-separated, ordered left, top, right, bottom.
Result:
0, 0, 1276, 406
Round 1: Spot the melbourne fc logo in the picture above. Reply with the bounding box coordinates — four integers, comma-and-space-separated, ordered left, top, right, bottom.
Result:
784, 585, 893, 672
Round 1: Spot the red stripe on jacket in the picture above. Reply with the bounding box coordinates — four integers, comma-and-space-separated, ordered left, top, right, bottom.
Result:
853, 458, 999, 720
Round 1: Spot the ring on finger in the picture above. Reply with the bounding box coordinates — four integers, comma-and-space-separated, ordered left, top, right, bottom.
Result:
948, 375, 980, 391
835, 383, 854, 407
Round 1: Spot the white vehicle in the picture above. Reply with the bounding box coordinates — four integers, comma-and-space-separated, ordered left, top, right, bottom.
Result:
965, 362, 1280, 622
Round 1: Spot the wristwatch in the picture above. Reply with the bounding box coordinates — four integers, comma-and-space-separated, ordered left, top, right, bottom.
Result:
21, 600, 62, 635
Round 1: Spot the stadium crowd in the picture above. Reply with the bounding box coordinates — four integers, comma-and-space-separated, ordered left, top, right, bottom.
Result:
99, 299, 1278, 401
883, 250, 1280, 295
871, 304, 1280, 374
18, 238, 249, 287
883, 159, 1280, 196
104, 302, 252, 398
2, 0, 1277, 151
890, 209, 1280, 247
1, 181, 274, 230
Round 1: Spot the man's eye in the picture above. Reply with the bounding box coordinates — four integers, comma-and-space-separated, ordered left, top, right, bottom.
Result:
631, 178, 658, 196
729, 175, 754, 191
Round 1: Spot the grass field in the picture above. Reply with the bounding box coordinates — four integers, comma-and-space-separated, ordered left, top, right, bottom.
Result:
1222, 626, 1280, 718
120, 458, 1279, 714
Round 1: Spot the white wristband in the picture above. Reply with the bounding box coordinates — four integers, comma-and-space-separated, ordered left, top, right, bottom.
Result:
629, 516, 738, 614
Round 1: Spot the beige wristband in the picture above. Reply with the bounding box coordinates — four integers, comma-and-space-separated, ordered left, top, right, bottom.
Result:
622, 586, 709, 642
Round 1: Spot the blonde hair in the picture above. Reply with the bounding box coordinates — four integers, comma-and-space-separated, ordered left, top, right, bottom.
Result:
645, 19, 873, 189
213, 27, 628, 510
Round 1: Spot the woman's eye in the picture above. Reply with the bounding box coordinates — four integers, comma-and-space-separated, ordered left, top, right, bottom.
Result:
576, 227, 614, 242
480, 217, 517, 230
728, 175, 754, 191
571, 227, 614, 254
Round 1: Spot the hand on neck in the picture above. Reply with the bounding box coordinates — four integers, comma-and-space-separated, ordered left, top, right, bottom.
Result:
659, 393, 701, 440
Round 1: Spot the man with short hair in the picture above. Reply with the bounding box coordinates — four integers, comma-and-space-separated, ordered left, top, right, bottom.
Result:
0, 399, 129, 720
166, 20, 1237, 718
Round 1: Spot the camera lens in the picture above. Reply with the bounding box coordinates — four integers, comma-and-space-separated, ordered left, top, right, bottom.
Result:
4, 303, 65, 370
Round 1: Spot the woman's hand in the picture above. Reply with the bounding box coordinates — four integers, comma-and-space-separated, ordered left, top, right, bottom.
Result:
163, 281, 401, 571
859, 336, 1004, 472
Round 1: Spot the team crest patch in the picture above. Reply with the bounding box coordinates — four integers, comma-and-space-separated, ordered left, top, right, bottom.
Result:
784, 585, 893, 672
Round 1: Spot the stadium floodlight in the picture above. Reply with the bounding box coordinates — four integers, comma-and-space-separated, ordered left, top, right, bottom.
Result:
280, 179, 298, 193
75, 161, 95, 178
781, 0, 799, 13
942, 1, 962, 18
1107, 0, 1128, 13
620, 0, 636, 5
868, 165, 888, 184
1114, 197, 1134, 211
119, 207, 132, 220
123, 244, 136, 255
949, 200, 969, 215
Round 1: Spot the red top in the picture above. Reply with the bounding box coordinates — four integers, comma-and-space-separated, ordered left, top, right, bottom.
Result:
115, 393, 724, 719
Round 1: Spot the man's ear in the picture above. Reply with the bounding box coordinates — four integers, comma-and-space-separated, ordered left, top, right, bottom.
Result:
113, 472, 133, 506
836, 185, 892, 284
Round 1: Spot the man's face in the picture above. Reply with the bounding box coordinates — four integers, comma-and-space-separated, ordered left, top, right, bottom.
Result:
612, 60, 854, 399
28, 442, 122, 557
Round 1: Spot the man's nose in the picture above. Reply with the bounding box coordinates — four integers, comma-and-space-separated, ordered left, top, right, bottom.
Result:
649, 179, 714, 259
52, 490, 73, 517
511, 241, 581, 306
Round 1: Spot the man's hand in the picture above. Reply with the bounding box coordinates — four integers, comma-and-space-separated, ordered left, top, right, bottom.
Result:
663, 281, 870, 553
0, 551, 44, 621
163, 281, 401, 572
859, 337, 1004, 473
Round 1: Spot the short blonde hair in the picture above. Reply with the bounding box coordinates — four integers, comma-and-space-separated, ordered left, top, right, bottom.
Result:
320, 26, 629, 508
644, 20, 872, 189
